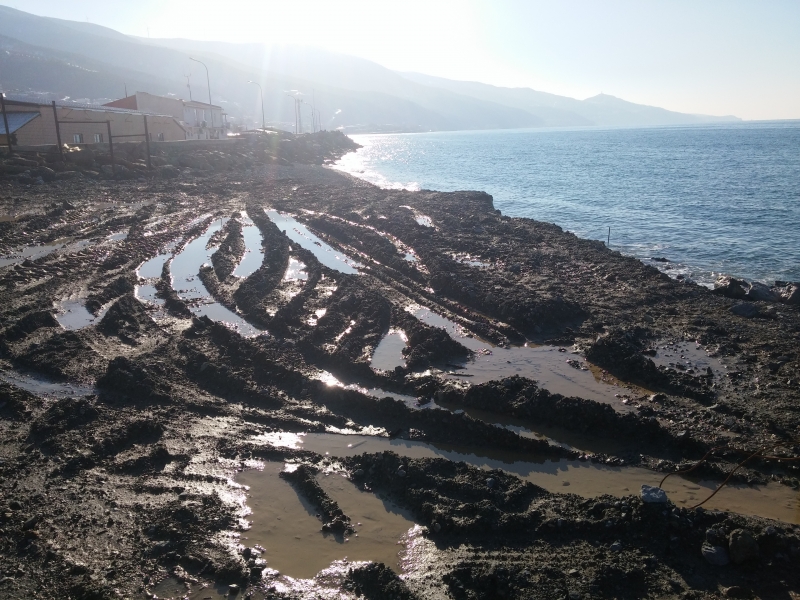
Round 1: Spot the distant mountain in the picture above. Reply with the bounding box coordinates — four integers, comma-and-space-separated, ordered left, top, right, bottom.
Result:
399, 72, 740, 127
0, 5, 740, 133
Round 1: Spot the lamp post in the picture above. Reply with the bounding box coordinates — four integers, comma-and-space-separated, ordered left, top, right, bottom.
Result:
248, 80, 265, 132
189, 57, 213, 133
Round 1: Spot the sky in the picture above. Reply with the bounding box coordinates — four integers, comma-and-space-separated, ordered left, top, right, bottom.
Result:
3, 0, 799, 120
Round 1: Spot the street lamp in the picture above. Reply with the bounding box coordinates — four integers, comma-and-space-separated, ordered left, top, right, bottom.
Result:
248, 80, 265, 132
189, 57, 213, 133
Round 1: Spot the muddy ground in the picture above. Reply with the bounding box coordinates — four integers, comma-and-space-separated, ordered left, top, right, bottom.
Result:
0, 133, 799, 599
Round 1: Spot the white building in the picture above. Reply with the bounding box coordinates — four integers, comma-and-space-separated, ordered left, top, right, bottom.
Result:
104, 92, 228, 140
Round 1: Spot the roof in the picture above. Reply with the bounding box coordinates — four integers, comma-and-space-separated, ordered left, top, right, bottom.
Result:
2, 95, 173, 118
0, 112, 40, 135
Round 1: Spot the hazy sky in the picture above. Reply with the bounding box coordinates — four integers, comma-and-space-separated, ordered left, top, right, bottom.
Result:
4, 0, 799, 119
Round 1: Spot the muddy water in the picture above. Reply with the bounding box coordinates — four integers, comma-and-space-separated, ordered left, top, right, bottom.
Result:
256, 432, 800, 524
407, 306, 636, 410
55, 299, 110, 330
237, 463, 416, 579
651, 339, 726, 376
232, 214, 264, 278
370, 329, 408, 371
265, 210, 362, 274
0, 366, 96, 398
170, 221, 262, 337
284, 257, 309, 281
0, 238, 91, 269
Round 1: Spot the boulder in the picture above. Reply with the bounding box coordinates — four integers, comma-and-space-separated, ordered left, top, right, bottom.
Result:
701, 543, 730, 566
728, 529, 759, 564
744, 282, 779, 302
641, 485, 668, 503
714, 276, 748, 299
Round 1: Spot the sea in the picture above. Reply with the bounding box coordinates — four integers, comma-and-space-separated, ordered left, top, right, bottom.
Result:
333, 121, 800, 287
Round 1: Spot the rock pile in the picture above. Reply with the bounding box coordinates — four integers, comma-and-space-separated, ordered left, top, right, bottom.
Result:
0, 130, 359, 183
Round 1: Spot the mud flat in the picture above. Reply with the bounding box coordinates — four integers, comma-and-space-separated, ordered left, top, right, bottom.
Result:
0, 133, 799, 599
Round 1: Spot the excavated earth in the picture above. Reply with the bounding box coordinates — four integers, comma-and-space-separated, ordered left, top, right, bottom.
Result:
0, 133, 799, 599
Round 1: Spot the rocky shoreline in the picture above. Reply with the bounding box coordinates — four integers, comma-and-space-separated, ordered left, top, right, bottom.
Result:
0, 135, 799, 599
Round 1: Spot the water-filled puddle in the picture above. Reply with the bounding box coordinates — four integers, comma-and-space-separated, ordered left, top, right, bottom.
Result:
284, 257, 309, 281
370, 329, 407, 371
256, 432, 800, 524
651, 339, 725, 376
453, 253, 491, 268
399, 206, 434, 228
0, 238, 91, 269
408, 306, 635, 409
0, 367, 96, 398
232, 214, 264, 278
108, 231, 128, 242
55, 299, 110, 330
170, 220, 263, 337
237, 462, 415, 579
265, 210, 362, 274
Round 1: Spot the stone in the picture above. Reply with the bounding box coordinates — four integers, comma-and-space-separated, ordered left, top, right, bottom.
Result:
724, 586, 753, 599
714, 276, 748, 299
610, 541, 622, 552
641, 485, 668, 503
396, 469, 406, 478
701, 543, 730, 566
744, 282, 779, 302
486, 477, 496, 489
728, 529, 759, 564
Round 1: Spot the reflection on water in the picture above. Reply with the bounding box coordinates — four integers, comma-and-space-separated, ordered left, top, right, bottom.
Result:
255, 431, 800, 524
237, 462, 415, 579
370, 329, 407, 371
265, 209, 362, 274
408, 305, 635, 410
0, 367, 96, 397
170, 220, 263, 337
55, 299, 110, 330
232, 214, 264, 278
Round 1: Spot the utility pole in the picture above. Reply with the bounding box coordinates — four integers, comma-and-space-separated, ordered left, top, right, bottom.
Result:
248, 80, 265, 132
185, 74, 192, 101
189, 57, 213, 133
124, 83, 128, 97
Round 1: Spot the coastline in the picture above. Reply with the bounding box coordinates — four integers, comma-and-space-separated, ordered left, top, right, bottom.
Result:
0, 141, 799, 597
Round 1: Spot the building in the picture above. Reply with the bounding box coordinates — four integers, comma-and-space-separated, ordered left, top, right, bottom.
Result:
0, 96, 186, 148
103, 91, 228, 140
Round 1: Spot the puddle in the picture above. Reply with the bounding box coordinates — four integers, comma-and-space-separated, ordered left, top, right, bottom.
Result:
170, 221, 263, 337
408, 306, 634, 410
265, 210, 362, 274
137, 241, 180, 279
284, 257, 309, 281
650, 339, 726, 376
232, 214, 264, 278
0, 367, 96, 398
0, 238, 91, 269
453, 253, 491, 268
150, 578, 250, 600
55, 299, 110, 330
237, 462, 416, 579
135, 284, 164, 305
256, 432, 800, 524
370, 329, 407, 371
108, 231, 128, 242
399, 206, 434, 228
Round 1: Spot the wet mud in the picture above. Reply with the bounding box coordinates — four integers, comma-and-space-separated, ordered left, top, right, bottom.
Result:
0, 133, 799, 598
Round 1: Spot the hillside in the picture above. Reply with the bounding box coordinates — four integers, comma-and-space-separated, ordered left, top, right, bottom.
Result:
0, 6, 740, 132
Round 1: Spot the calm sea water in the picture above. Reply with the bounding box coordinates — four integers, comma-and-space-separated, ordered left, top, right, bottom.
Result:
334, 122, 800, 286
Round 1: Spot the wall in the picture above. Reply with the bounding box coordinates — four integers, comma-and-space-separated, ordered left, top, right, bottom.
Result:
3, 103, 185, 146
